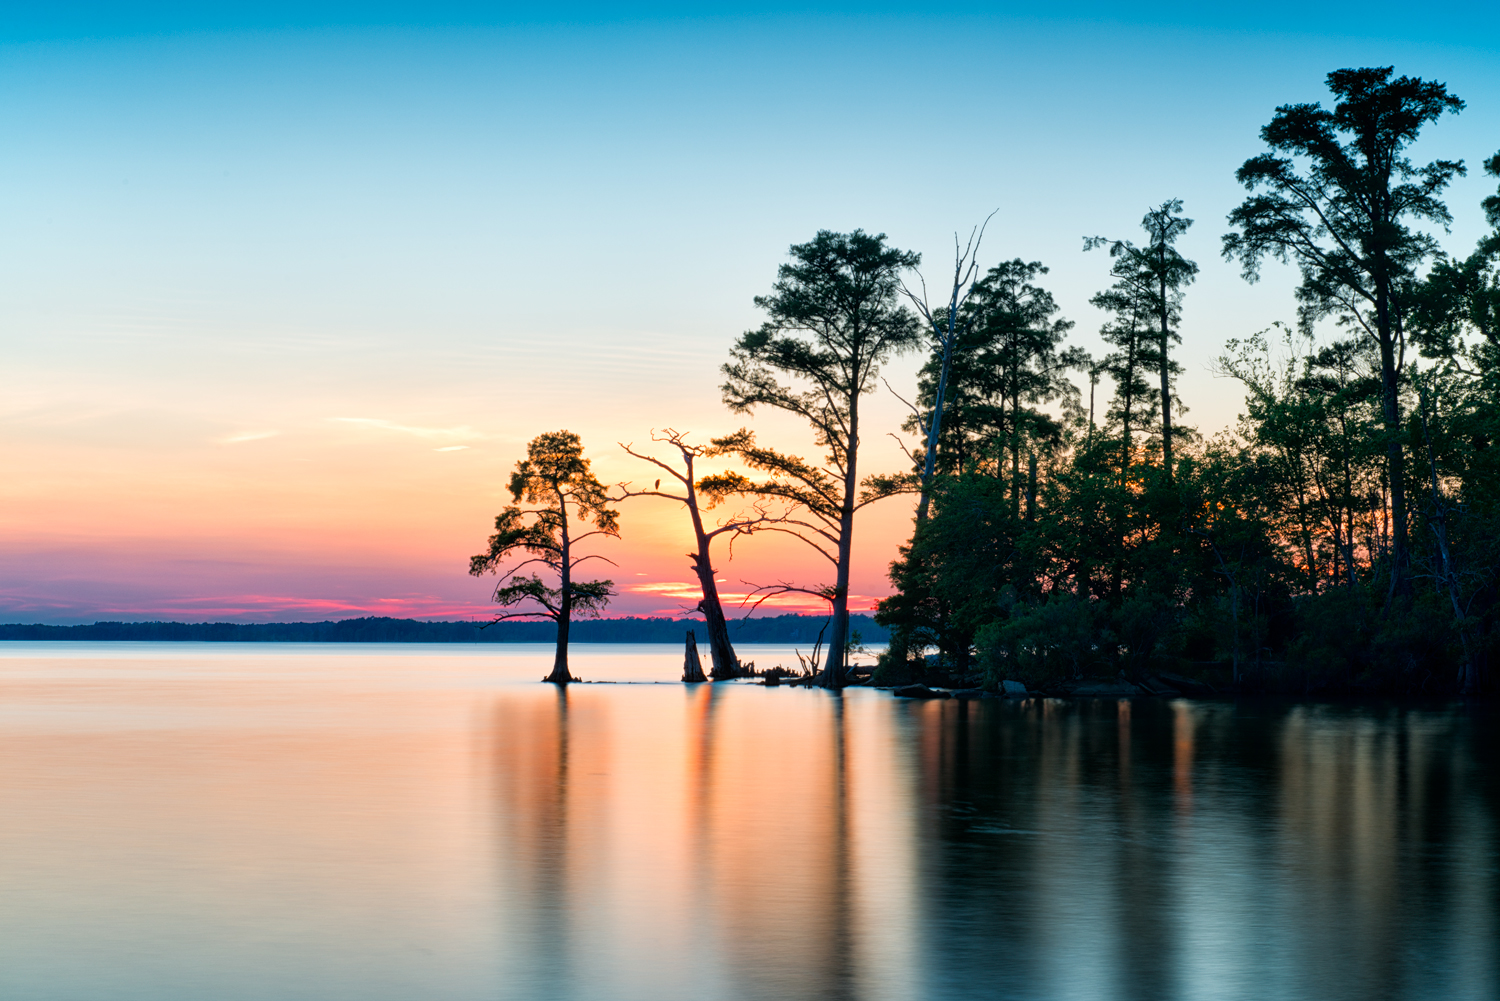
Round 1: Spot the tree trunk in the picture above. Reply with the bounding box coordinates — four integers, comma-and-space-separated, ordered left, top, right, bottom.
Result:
1087, 373, 1097, 451
683, 630, 707, 683
820, 387, 860, 689
916, 319, 958, 523
1026, 453, 1037, 522
1375, 283, 1409, 598
691, 551, 739, 679
547, 504, 575, 684
822, 516, 854, 689
686, 529, 740, 679
547, 605, 573, 683
668, 449, 742, 680
1419, 390, 1477, 694
699, 588, 740, 679
1122, 327, 1136, 489
1159, 270, 1174, 483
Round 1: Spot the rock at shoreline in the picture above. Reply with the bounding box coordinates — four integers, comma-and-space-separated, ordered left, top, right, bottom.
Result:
1001, 680, 1029, 698
1067, 679, 1143, 697
1137, 674, 1179, 697
893, 684, 950, 700
1156, 671, 1217, 696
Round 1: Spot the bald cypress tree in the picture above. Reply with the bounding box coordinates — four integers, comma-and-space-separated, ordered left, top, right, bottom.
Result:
469, 431, 619, 684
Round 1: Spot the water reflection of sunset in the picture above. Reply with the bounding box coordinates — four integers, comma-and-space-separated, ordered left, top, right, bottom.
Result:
1, 647, 1495, 1000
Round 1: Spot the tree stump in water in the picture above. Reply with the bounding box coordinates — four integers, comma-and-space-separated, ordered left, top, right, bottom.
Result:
682, 631, 707, 683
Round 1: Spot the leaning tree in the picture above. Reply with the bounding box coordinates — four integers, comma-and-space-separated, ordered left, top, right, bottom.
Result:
616, 429, 786, 680
898, 213, 995, 523
469, 430, 619, 684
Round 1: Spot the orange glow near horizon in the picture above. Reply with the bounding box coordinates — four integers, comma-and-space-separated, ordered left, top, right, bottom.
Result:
0, 403, 919, 622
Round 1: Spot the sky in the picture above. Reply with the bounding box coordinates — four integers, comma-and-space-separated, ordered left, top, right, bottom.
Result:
2, 2, 1498, 623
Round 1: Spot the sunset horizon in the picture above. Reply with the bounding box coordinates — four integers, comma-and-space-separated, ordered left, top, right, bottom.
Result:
5, 2, 1497, 625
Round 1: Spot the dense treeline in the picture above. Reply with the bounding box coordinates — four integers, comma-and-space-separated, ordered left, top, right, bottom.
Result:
0, 614, 889, 645
876, 67, 1500, 696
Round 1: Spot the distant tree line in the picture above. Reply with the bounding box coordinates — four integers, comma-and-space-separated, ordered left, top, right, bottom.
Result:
0, 615, 888, 645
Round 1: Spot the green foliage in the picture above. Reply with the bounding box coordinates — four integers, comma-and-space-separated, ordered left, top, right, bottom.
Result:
976, 593, 1099, 688
857, 67, 1495, 695
874, 91, 1499, 694
907, 259, 1075, 480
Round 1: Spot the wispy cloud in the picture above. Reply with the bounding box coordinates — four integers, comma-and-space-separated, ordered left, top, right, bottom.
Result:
216, 430, 280, 445
330, 417, 483, 443
627, 581, 702, 598
0, 591, 500, 621
434, 445, 470, 452
626, 580, 864, 615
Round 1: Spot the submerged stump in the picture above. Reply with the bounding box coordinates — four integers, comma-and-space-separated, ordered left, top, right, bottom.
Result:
682, 631, 707, 683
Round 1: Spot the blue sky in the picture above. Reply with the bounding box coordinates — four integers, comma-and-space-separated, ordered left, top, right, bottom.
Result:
5, 1, 1498, 42
2, 3, 1498, 620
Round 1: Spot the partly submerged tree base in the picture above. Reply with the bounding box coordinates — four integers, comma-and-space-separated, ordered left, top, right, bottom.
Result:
682, 631, 708, 683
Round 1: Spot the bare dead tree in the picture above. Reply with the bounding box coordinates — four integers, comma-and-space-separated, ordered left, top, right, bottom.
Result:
616, 428, 790, 679
899, 211, 997, 522
707, 426, 916, 683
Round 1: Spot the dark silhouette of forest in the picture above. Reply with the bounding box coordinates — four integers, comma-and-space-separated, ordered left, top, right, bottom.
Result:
471, 66, 1497, 695
874, 68, 1499, 697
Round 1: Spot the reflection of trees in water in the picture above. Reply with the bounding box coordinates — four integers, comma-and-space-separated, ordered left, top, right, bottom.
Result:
482, 689, 1496, 1000
1270, 705, 1481, 998
487, 688, 611, 998
822, 693, 856, 999
905, 698, 1497, 999
488, 686, 868, 1000
704, 690, 858, 1000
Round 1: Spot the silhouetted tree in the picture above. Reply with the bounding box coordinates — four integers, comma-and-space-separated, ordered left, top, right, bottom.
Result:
878, 260, 1075, 675
1224, 66, 1466, 597
1406, 151, 1500, 694
970, 260, 1077, 512
720, 229, 921, 686
902, 259, 1074, 484
1411, 150, 1500, 360
1087, 200, 1197, 482
617, 429, 786, 679
469, 430, 619, 684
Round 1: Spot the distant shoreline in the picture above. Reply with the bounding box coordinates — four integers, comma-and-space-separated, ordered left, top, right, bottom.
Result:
0, 614, 889, 645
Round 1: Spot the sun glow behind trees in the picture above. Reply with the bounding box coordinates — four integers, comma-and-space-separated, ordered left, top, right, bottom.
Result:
1, 11, 1497, 624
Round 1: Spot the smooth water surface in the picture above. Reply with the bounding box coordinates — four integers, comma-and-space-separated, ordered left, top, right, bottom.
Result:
1, 643, 1495, 1001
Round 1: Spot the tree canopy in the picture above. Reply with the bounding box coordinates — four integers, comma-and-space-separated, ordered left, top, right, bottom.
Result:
720, 229, 921, 685
469, 430, 618, 683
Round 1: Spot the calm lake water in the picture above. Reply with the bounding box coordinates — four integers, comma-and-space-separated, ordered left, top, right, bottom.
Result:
1, 643, 1496, 1001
